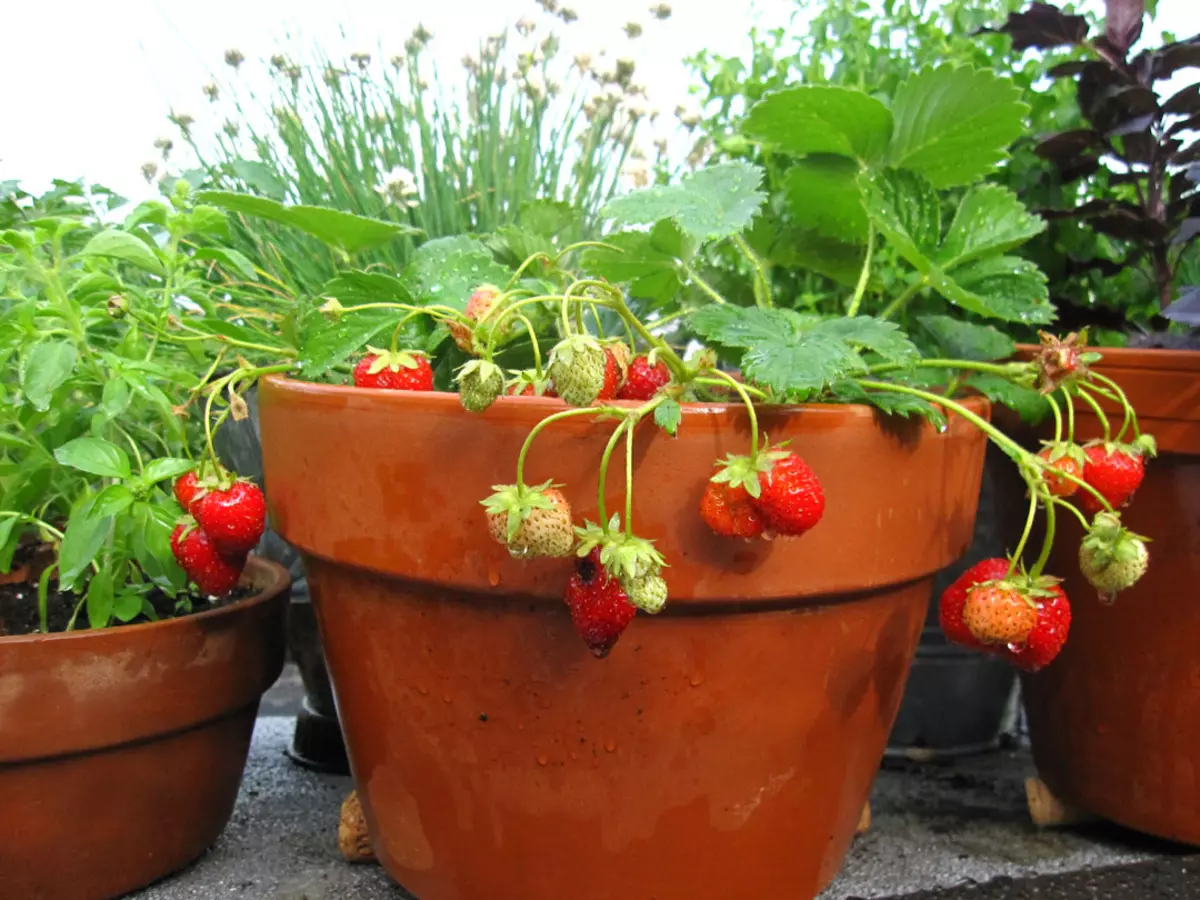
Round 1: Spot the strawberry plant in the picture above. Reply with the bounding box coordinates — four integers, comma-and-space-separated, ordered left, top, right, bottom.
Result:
146, 65, 1155, 669
0, 180, 277, 633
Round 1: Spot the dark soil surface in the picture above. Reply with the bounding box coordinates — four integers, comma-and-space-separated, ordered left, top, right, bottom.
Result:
888, 856, 1200, 898
0, 543, 253, 636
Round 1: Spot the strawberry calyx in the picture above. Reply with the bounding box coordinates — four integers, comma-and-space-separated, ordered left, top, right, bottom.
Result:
506, 368, 555, 397
1083, 436, 1153, 460
710, 441, 791, 499
481, 480, 563, 544
973, 570, 1062, 606
575, 517, 669, 614
1038, 440, 1086, 468
1031, 330, 1090, 393
1080, 511, 1150, 571
362, 346, 427, 374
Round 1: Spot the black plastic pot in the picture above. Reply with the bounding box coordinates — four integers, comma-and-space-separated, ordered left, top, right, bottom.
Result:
215, 388, 349, 774
885, 442, 1024, 759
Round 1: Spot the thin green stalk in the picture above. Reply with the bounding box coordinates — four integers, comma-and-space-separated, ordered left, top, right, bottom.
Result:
514, 406, 614, 486
732, 234, 772, 308
1088, 372, 1138, 439
846, 225, 875, 317
878, 276, 926, 321
1030, 494, 1056, 579
597, 418, 631, 531
707, 368, 761, 457
1074, 385, 1111, 442
624, 415, 636, 537
683, 265, 728, 305
1046, 392, 1063, 443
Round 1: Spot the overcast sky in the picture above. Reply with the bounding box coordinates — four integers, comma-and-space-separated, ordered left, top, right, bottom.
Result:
2, 0, 1196, 202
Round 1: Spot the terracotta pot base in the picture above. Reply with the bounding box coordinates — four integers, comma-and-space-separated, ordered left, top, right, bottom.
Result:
0, 558, 289, 900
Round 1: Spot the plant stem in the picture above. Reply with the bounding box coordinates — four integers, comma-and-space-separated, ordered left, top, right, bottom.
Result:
1073, 385, 1111, 442
1088, 372, 1139, 439
707, 368, 760, 456
0, 512, 66, 540
732, 234, 772, 309
514, 406, 614, 486
596, 418, 630, 531
693, 376, 770, 401
1008, 489, 1040, 577
1046, 392, 1063, 443
1051, 495, 1090, 530
879, 276, 926, 321
683, 265, 728, 305
1030, 493, 1056, 579
624, 417, 636, 537
846, 226, 875, 317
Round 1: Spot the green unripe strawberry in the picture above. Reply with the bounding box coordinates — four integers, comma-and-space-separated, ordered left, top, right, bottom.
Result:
1078, 512, 1149, 598
622, 572, 668, 614
548, 334, 606, 407
457, 360, 504, 413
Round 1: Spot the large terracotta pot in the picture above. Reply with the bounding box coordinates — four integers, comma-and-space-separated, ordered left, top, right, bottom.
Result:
259, 377, 990, 900
1022, 347, 1200, 844
0, 558, 289, 900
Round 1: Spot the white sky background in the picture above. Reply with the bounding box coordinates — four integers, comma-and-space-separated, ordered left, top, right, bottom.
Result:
1, 0, 1197, 203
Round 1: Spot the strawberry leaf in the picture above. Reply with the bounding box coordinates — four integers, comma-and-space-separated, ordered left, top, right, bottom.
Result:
744, 85, 893, 163
782, 156, 869, 245
298, 306, 395, 378
917, 315, 1015, 361
937, 185, 1046, 268
965, 374, 1051, 425
887, 64, 1028, 189
581, 221, 689, 305
403, 236, 512, 310
601, 161, 766, 242
654, 398, 681, 436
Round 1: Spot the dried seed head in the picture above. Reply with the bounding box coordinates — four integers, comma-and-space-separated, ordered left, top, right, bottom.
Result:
224, 48, 245, 69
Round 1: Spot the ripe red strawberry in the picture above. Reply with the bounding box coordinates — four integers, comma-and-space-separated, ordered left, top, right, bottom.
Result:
174, 471, 202, 512
448, 284, 502, 354
1036, 443, 1085, 498
1080, 444, 1145, 515
755, 450, 825, 537
938, 557, 1012, 650
563, 549, 636, 658
596, 343, 631, 401
617, 355, 670, 401
352, 349, 435, 391
192, 481, 267, 557
1007, 584, 1071, 672
171, 523, 245, 597
699, 480, 764, 538
963, 583, 1037, 646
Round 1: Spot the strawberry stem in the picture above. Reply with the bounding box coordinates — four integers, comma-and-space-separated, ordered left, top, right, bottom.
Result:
387, 309, 432, 354
1008, 487, 1040, 578
846, 225, 875, 317
1031, 492, 1056, 579
625, 417, 636, 537
1050, 495, 1090, 530
1046, 392, 1063, 444
1088, 372, 1139, 440
692, 376, 770, 401
1073, 384, 1111, 442
732, 234, 773, 309
1065, 389, 1076, 443
707, 368, 760, 460
514, 406, 615, 487
597, 418, 630, 532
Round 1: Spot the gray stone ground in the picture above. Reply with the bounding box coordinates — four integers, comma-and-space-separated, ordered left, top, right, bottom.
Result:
132, 694, 1195, 900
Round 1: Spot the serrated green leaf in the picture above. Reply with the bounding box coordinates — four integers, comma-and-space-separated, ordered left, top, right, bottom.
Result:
654, 398, 682, 436
21, 342, 77, 410
188, 205, 229, 239
917, 315, 1016, 361
742, 333, 866, 396
888, 65, 1027, 189
859, 169, 941, 260
782, 156, 868, 244
582, 221, 687, 304
298, 307, 396, 378
404, 235, 512, 309
769, 227, 870, 289
690, 305, 817, 348
941, 257, 1054, 324
79, 229, 163, 274
197, 191, 420, 255
744, 85, 893, 162
602, 161, 766, 242
54, 437, 131, 479
518, 199, 582, 239
966, 374, 1051, 424
818, 317, 919, 363
938, 185, 1046, 268
320, 270, 416, 306
86, 568, 115, 629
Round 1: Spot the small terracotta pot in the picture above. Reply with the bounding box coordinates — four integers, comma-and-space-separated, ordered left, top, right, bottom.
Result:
0, 558, 289, 900
259, 377, 990, 900
1020, 347, 1200, 844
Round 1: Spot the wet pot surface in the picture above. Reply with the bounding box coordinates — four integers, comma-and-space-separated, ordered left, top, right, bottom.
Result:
0, 558, 289, 900
260, 378, 990, 900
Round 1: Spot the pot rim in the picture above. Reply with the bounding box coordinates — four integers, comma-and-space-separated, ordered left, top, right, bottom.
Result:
0, 556, 290, 647
1015, 342, 1200, 373
260, 374, 991, 419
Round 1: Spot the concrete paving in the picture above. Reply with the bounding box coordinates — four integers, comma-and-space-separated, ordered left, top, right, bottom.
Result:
131, 716, 1198, 900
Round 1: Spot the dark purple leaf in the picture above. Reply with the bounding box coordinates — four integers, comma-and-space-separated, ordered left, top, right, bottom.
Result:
1090, 210, 1171, 240
982, 2, 1090, 51
1109, 112, 1156, 136
1164, 83, 1200, 116
1173, 218, 1200, 245
1035, 129, 1105, 161
1077, 62, 1148, 129
1047, 60, 1091, 78
1148, 35, 1200, 81
1162, 285, 1200, 325
1168, 192, 1200, 222
1119, 130, 1161, 164
1038, 198, 1122, 220
1174, 140, 1200, 165
1168, 112, 1200, 138
1104, 0, 1145, 57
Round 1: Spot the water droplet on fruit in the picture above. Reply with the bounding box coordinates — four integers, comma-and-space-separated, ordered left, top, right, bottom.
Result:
509, 545, 531, 559
762, 529, 777, 542
1098, 590, 1117, 605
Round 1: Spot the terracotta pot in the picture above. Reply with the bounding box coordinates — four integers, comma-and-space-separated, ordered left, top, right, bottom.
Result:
1020, 346, 1200, 844
0, 558, 289, 900
259, 377, 991, 900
